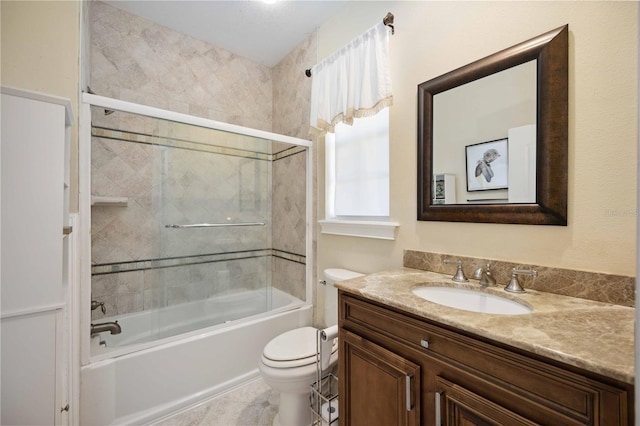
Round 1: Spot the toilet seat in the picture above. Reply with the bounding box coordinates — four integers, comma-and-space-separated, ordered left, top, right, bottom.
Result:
262, 326, 338, 368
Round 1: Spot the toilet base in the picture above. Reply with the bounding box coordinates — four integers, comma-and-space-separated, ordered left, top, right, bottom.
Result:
272, 391, 312, 426
273, 412, 312, 426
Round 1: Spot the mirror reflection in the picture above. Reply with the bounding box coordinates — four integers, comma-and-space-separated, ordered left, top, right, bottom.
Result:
432, 61, 537, 205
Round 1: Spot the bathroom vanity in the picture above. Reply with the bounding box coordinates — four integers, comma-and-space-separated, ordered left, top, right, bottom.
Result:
336, 269, 634, 426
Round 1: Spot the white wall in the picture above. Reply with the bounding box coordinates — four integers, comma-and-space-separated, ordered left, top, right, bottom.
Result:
317, 1, 638, 277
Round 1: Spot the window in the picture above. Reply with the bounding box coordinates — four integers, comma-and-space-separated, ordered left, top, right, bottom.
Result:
320, 108, 399, 240
327, 108, 389, 218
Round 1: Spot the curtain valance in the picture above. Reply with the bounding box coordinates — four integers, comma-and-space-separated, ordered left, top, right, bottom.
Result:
309, 21, 393, 136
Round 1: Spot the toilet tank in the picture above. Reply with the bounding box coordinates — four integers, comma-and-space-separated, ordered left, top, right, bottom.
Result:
323, 268, 364, 326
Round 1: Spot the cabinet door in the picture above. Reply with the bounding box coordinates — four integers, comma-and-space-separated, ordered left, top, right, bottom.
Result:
435, 376, 539, 426
1, 92, 66, 313
340, 329, 420, 426
1, 89, 72, 426
1, 312, 58, 425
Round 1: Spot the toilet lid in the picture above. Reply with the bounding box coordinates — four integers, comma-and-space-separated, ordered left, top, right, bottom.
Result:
263, 327, 319, 362
262, 326, 338, 366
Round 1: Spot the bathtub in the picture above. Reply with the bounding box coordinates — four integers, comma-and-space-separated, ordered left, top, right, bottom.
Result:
80, 288, 312, 425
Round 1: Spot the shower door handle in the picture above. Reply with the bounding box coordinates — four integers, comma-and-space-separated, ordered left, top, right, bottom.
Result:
165, 222, 265, 228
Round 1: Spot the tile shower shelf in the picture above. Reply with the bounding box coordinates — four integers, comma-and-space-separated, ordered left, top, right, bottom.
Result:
91, 196, 129, 207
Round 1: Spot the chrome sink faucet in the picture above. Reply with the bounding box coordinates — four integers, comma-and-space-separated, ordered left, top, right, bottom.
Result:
473, 263, 496, 287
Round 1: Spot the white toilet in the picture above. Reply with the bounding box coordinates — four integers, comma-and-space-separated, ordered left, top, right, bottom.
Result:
259, 268, 364, 426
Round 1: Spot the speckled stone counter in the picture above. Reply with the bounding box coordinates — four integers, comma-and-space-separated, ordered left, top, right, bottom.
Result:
335, 268, 635, 385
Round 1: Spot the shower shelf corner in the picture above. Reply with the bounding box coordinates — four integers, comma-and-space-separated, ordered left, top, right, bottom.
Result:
91, 196, 129, 207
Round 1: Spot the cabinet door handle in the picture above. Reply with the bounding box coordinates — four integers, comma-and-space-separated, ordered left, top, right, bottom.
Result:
406, 375, 413, 411
420, 339, 430, 349
435, 390, 443, 425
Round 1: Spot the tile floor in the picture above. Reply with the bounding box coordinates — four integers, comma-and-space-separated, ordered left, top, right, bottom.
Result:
152, 378, 279, 426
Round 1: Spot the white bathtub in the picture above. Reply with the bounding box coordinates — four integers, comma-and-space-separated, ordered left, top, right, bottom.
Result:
92, 287, 297, 356
80, 288, 312, 425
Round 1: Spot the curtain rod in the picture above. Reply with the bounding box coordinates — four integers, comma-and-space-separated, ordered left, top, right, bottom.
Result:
305, 12, 394, 78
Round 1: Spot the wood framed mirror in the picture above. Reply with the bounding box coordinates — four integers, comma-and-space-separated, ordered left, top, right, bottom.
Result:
417, 25, 568, 225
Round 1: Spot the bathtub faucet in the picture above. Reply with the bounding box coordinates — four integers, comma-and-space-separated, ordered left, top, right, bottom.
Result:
91, 321, 122, 335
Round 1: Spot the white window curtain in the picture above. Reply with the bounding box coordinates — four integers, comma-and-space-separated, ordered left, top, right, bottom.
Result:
309, 21, 393, 136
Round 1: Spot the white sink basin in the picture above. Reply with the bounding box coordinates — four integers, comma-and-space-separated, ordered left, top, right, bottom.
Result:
412, 286, 532, 315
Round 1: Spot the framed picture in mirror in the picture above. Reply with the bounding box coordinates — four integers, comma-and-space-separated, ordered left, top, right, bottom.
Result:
465, 138, 508, 192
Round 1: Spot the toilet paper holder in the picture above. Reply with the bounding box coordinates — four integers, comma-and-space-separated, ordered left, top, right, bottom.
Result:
310, 327, 339, 425
310, 373, 339, 425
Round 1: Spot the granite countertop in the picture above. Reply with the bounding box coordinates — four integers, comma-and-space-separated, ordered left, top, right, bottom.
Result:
335, 268, 635, 385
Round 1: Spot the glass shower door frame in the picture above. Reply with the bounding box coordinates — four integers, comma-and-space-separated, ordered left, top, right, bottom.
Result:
78, 93, 314, 365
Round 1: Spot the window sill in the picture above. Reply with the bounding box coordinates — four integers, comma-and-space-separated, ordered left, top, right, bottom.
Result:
319, 219, 399, 240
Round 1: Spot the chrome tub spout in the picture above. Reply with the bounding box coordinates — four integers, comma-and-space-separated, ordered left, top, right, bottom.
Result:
91, 321, 122, 335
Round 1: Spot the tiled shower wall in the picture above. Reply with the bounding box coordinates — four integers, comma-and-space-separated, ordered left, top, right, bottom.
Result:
272, 30, 316, 301
90, 1, 272, 131
90, 1, 315, 318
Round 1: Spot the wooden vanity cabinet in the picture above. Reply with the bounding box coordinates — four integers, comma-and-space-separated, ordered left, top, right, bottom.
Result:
338, 292, 633, 426
342, 329, 421, 425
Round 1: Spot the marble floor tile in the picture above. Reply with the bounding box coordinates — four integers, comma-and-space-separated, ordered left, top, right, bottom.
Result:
152, 378, 279, 426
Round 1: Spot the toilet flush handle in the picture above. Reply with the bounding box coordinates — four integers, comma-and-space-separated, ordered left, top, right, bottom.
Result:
319, 280, 327, 286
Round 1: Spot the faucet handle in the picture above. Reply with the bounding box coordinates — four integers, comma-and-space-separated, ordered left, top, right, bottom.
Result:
443, 259, 468, 283
472, 267, 483, 280
505, 268, 537, 293
91, 300, 106, 314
